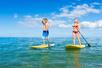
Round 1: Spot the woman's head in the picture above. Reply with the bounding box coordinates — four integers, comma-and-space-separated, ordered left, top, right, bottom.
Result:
74, 18, 78, 23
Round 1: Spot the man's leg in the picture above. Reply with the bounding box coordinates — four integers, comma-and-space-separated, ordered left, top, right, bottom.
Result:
42, 36, 46, 44
45, 37, 50, 47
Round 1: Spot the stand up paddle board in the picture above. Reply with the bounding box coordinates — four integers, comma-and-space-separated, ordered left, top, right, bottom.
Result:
31, 44, 55, 49
66, 44, 85, 49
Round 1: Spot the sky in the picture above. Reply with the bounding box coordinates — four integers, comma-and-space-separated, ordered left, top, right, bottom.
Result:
0, 0, 102, 37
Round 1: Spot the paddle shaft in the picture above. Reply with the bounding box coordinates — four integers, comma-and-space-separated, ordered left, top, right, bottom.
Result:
78, 30, 91, 47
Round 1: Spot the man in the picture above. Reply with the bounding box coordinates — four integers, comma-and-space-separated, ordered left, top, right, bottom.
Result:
42, 18, 50, 46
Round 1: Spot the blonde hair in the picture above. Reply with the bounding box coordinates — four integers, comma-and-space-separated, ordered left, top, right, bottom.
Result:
74, 18, 78, 23
42, 18, 48, 22
42, 18, 48, 25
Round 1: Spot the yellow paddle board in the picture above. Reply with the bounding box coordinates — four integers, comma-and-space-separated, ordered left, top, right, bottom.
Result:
66, 44, 85, 49
31, 44, 54, 49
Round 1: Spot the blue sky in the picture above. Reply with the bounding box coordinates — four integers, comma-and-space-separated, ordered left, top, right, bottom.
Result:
0, 0, 102, 37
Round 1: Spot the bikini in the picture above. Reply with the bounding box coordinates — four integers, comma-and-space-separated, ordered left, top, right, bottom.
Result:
73, 25, 78, 34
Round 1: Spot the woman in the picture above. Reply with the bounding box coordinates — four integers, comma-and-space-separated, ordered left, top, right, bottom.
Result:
72, 18, 81, 45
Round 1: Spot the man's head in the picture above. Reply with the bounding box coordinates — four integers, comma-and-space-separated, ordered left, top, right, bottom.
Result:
42, 18, 48, 23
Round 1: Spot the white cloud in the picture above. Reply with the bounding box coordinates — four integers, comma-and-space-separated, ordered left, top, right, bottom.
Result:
18, 15, 67, 28
18, 14, 102, 29
18, 3, 102, 29
80, 21, 97, 28
18, 15, 42, 28
60, 6, 69, 13
80, 20, 102, 28
53, 4, 101, 18
90, 2, 101, 8
44, 19, 67, 27
58, 23, 71, 28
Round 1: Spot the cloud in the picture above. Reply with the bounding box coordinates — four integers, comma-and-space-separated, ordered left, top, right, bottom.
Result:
90, 2, 101, 8
57, 19, 102, 29
18, 14, 102, 29
18, 3, 102, 29
18, 15, 67, 29
80, 20, 102, 28
18, 15, 42, 28
53, 4, 101, 18
49, 19, 66, 27
58, 23, 71, 28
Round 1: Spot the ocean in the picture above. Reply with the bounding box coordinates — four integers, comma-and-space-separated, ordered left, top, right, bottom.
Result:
0, 37, 102, 68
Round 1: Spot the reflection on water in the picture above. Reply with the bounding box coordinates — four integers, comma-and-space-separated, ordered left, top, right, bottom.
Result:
40, 51, 49, 68
66, 49, 80, 68
36, 49, 81, 68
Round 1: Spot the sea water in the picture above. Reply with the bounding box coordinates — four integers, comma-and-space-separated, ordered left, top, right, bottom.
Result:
0, 37, 102, 68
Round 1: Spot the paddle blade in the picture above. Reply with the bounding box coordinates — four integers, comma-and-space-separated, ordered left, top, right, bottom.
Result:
88, 44, 91, 47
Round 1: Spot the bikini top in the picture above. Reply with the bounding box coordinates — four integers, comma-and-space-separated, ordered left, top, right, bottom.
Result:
72, 25, 78, 28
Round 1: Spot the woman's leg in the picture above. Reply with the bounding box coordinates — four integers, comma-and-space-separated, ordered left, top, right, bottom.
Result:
77, 33, 81, 45
72, 32, 76, 45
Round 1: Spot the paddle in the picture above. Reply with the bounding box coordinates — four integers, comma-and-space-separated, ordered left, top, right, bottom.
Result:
78, 30, 91, 47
